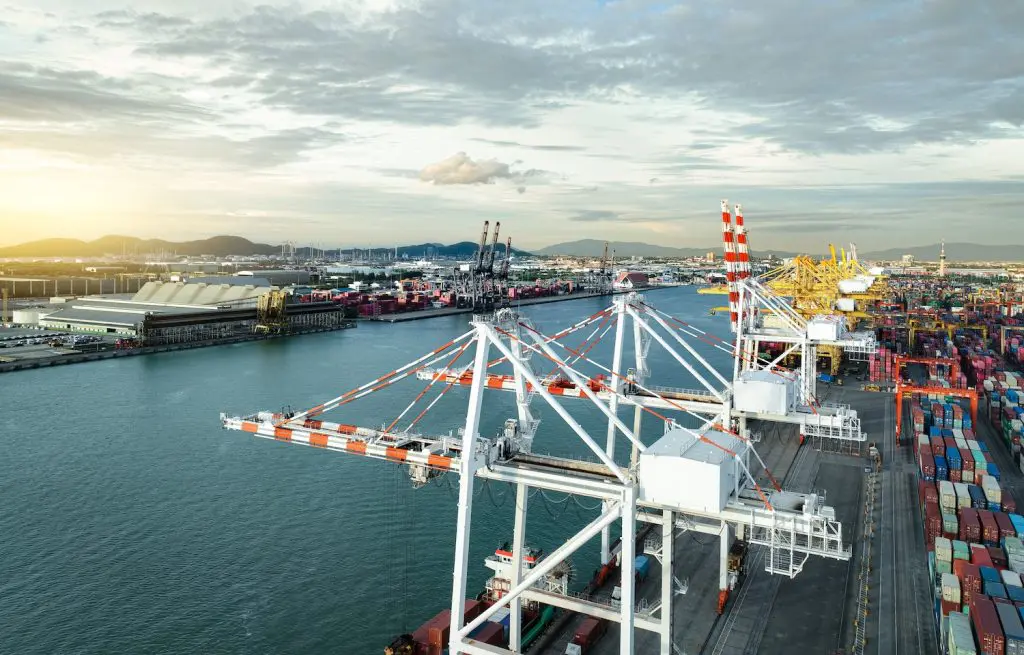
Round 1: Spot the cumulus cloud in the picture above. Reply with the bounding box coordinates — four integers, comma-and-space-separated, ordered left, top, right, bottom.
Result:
418, 152, 512, 185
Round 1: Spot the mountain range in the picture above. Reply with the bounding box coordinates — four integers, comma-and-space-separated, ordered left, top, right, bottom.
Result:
0, 236, 531, 259
0, 235, 1015, 263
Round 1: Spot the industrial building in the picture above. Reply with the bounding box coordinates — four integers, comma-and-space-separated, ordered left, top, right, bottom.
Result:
613, 271, 650, 290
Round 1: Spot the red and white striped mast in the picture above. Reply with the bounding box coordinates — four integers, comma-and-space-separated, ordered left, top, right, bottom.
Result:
721, 200, 739, 331
734, 203, 752, 324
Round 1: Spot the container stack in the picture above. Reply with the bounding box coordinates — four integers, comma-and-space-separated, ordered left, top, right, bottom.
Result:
870, 345, 897, 382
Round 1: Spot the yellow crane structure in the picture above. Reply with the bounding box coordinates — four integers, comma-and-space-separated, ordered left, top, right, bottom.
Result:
760, 243, 892, 328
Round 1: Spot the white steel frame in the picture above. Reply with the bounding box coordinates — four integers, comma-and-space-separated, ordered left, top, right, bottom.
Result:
221, 294, 854, 655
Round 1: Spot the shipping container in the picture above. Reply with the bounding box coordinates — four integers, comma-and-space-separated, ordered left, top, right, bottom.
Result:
980, 510, 1001, 546
986, 581, 1009, 599
948, 611, 977, 655
571, 617, 607, 652
1005, 569, 1024, 588
982, 566, 1003, 584
973, 596, 1007, 655
467, 621, 504, 647
996, 600, 1024, 655
997, 512, 1017, 541
973, 544, 995, 568
961, 508, 982, 543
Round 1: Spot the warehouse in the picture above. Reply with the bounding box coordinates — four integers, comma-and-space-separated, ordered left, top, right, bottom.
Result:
37, 278, 275, 335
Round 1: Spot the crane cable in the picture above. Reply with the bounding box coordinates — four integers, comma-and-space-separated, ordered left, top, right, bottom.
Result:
639, 300, 824, 414
498, 323, 776, 510
274, 330, 476, 427
385, 339, 474, 433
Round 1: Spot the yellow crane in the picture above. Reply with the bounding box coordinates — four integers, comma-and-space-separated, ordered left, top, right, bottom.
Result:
761, 243, 891, 327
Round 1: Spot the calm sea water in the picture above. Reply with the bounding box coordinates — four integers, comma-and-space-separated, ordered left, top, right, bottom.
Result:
0, 288, 727, 655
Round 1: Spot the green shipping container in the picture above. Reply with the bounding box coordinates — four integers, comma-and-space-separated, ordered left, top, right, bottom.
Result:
952, 540, 970, 561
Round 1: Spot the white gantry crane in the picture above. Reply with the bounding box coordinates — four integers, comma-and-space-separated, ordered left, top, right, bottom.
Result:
220, 252, 853, 655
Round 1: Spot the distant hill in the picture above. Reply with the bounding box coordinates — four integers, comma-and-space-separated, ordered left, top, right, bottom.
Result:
860, 242, 1024, 262
0, 235, 533, 259
0, 235, 279, 258
535, 238, 796, 259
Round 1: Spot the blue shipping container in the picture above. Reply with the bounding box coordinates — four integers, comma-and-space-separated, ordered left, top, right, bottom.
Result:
988, 462, 1001, 480
935, 455, 948, 480
1010, 389, 1020, 403
1009, 585, 1024, 603
635, 555, 651, 581
946, 447, 962, 470
942, 428, 955, 438
981, 566, 1002, 584
930, 426, 941, 438
1011, 514, 1024, 536
979, 442, 989, 452
984, 580, 1008, 599
990, 500, 1002, 513
969, 485, 988, 509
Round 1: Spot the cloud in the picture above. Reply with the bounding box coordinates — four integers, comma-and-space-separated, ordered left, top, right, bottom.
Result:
419, 152, 513, 185
568, 210, 626, 222
1, 0, 1024, 251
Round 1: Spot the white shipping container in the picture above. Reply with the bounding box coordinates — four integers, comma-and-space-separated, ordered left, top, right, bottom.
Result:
982, 475, 1002, 505
936, 537, 953, 563
953, 428, 964, 440
947, 612, 977, 655
939, 481, 957, 512
984, 379, 995, 392
1002, 569, 1023, 588
1006, 537, 1024, 556
918, 434, 930, 449
941, 573, 961, 603
954, 482, 971, 509
956, 438, 969, 451
966, 440, 981, 451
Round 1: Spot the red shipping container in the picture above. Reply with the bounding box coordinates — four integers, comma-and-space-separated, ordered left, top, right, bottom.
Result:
950, 468, 962, 483
960, 508, 982, 543
426, 600, 484, 647
972, 543, 995, 568
467, 622, 504, 646
941, 598, 960, 616
995, 512, 1016, 540
979, 510, 1001, 546
971, 596, 1006, 655
955, 560, 983, 606
944, 436, 957, 451
1005, 495, 1018, 514
919, 480, 939, 506
933, 437, 947, 456
925, 502, 942, 543
989, 546, 1009, 569
919, 447, 936, 479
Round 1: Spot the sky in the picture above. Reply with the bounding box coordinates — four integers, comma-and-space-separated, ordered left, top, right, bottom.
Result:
1, 0, 1022, 251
